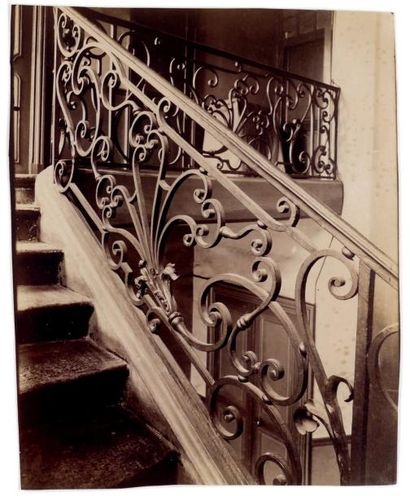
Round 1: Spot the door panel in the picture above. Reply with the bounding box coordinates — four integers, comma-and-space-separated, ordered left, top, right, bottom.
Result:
207, 282, 314, 483
11, 6, 33, 174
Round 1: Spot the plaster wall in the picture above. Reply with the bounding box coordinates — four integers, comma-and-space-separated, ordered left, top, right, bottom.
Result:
332, 11, 397, 261
330, 11, 399, 483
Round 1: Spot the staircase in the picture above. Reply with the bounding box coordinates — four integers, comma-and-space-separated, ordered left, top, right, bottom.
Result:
13, 174, 179, 489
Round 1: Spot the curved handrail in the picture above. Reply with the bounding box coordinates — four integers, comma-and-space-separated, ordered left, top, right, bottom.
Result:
61, 6, 399, 289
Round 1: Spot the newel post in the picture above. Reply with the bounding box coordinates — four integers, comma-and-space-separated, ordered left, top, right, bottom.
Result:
350, 262, 375, 484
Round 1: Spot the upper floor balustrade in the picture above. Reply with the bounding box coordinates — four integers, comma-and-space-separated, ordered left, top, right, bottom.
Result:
55, 7, 339, 179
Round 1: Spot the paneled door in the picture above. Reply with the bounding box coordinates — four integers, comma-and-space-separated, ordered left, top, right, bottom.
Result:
207, 282, 315, 484
10, 5, 53, 175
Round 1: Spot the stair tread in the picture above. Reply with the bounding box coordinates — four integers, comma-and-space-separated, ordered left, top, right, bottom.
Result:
20, 406, 177, 489
15, 186, 35, 204
18, 338, 127, 396
15, 174, 36, 185
16, 241, 63, 255
16, 204, 39, 212
17, 285, 92, 312
15, 243, 64, 286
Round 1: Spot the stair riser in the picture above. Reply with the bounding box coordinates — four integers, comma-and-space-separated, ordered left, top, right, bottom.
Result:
15, 175, 36, 189
16, 212, 39, 242
15, 252, 63, 285
18, 367, 128, 427
16, 305, 93, 344
16, 188, 35, 204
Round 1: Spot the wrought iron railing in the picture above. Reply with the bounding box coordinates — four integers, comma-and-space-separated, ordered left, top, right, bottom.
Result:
52, 7, 399, 485
58, 7, 340, 179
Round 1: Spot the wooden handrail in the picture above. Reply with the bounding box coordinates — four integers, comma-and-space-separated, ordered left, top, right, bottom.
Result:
62, 6, 398, 289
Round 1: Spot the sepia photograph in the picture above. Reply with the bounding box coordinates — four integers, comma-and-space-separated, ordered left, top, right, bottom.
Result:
2, 0, 406, 492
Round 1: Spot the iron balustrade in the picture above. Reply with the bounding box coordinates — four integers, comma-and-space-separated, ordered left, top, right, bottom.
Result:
59, 7, 340, 178
52, 7, 399, 485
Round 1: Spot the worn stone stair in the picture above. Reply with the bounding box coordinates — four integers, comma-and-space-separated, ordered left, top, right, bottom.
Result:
18, 338, 129, 425
16, 284, 94, 344
15, 174, 35, 204
15, 204, 40, 241
19, 406, 178, 489
13, 173, 178, 489
15, 242, 64, 285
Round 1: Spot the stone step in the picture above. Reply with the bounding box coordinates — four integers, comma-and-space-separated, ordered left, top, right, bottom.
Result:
18, 338, 128, 425
15, 205, 40, 241
16, 285, 94, 344
15, 242, 64, 285
15, 174, 36, 189
16, 187, 35, 204
14, 175, 36, 204
19, 406, 178, 489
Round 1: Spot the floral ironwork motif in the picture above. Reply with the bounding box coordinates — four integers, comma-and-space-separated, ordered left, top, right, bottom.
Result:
53, 8, 399, 486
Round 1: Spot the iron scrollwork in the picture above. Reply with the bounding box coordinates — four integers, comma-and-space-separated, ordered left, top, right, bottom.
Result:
58, 8, 339, 178
367, 323, 399, 413
52, 8, 398, 486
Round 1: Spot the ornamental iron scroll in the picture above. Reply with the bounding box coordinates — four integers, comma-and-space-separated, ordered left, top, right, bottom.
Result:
52, 8, 399, 486
65, 7, 340, 178
367, 323, 399, 413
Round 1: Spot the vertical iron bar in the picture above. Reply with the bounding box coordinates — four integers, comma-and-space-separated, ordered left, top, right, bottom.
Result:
309, 84, 314, 177
182, 23, 194, 170
350, 262, 376, 484
333, 90, 339, 179
108, 23, 114, 160
187, 44, 196, 169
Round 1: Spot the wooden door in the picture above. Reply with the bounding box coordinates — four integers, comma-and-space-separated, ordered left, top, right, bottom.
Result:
10, 6, 53, 175
207, 282, 314, 483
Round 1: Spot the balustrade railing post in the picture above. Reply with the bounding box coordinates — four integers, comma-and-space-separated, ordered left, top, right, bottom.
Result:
350, 262, 376, 484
